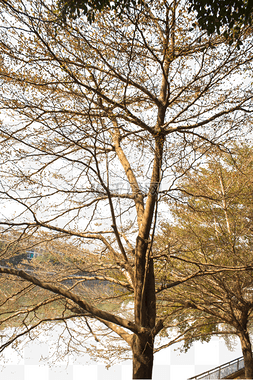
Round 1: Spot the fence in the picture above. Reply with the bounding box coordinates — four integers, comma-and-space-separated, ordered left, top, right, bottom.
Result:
188, 356, 244, 379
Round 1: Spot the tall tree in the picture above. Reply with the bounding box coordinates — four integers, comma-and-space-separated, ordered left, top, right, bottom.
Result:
156, 144, 253, 378
0, 1, 253, 378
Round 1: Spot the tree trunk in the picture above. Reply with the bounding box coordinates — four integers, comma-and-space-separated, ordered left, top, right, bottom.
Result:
133, 250, 156, 379
132, 333, 154, 379
239, 331, 253, 379
132, 136, 164, 379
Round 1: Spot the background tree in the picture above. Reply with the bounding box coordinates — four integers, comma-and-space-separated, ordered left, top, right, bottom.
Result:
57, 0, 138, 22
188, 0, 253, 43
57, 0, 253, 44
0, 0, 253, 378
156, 144, 253, 378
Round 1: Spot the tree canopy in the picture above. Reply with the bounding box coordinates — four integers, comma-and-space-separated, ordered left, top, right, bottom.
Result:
58, 0, 253, 43
0, 0, 253, 378
189, 0, 253, 41
57, 0, 139, 21
156, 144, 253, 378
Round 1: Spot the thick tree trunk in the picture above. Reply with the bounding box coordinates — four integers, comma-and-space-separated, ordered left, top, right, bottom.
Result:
133, 250, 156, 379
132, 136, 164, 379
132, 333, 154, 379
239, 331, 253, 379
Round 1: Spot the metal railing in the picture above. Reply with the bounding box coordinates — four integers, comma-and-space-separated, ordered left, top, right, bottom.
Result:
188, 356, 244, 380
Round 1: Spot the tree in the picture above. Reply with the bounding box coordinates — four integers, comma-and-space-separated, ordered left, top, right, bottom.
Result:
156, 144, 253, 378
188, 0, 253, 42
0, 0, 253, 378
57, 0, 253, 45
57, 0, 138, 22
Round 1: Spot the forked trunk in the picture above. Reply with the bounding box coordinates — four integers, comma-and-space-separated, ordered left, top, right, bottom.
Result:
132, 333, 154, 379
239, 331, 253, 379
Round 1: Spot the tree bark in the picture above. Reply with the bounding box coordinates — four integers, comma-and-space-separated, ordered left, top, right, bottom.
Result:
132, 332, 154, 379
238, 331, 253, 379
132, 135, 164, 378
